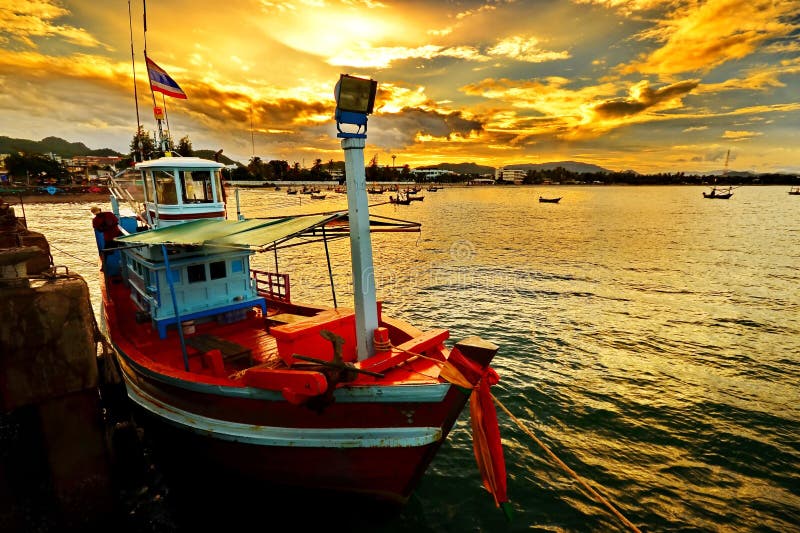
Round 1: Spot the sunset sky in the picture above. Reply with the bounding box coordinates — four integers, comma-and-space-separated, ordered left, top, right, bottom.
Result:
1, 0, 799, 174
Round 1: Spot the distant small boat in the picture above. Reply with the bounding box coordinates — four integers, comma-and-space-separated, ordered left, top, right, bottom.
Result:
287, 187, 298, 195
389, 194, 412, 205
703, 186, 733, 199
426, 186, 440, 192
409, 195, 424, 202
538, 196, 561, 203
789, 186, 800, 195
310, 193, 326, 199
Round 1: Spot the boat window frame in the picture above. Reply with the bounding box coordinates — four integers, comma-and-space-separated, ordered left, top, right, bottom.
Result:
187, 263, 207, 283
143, 169, 156, 202
209, 260, 226, 280
180, 169, 217, 204
152, 169, 179, 205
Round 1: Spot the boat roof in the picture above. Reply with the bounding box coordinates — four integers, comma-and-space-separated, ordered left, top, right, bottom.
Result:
117, 215, 335, 250
116, 213, 421, 250
135, 156, 224, 171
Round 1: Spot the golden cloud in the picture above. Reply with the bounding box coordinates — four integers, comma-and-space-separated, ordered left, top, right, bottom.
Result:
573, 0, 673, 16
722, 130, 761, 140
487, 36, 570, 63
461, 76, 702, 141
0, 0, 106, 49
697, 57, 800, 94
620, 0, 797, 77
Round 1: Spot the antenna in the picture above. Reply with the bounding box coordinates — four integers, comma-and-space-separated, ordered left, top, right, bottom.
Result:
723, 149, 730, 176
127, 0, 143, 161
142, 0, 167, 153
250, 106, 255, 158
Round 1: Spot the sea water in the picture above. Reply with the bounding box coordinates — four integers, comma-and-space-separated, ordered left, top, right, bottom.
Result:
21, 185, 800, 532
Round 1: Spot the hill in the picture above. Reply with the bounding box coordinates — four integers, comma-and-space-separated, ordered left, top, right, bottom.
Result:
0, 136, 122, 158
415, 162, 495, 175
0, 136, 242, 166
503, 161, 611, 174
194, 149, 240, 166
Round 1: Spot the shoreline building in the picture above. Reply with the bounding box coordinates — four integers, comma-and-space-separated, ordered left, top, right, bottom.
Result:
411, 168, 456, 182
495, 167, 526, 184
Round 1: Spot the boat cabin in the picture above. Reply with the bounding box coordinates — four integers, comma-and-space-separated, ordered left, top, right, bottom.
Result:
117, 157, 265, 338
137, 156, 226, 227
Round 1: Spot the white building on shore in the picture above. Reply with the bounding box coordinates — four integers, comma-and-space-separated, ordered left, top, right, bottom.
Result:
411, 168, 456, 181
495, 167, 526, 184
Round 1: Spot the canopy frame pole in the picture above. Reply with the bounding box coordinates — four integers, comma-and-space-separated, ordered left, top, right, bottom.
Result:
322, 224, 337, 308
161, 244, 190, 371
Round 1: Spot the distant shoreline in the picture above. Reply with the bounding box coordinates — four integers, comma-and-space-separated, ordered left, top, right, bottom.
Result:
2, 193, 112, 205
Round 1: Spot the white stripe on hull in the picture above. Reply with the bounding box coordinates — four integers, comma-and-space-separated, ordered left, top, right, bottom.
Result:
125, 374, 443, 448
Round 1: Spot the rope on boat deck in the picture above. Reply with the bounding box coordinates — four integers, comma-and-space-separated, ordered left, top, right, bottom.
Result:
390, 343, 642, 532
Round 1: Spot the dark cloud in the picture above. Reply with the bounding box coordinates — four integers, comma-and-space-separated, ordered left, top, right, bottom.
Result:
593, 80, 699, 118
182, 85, 332, 129
372, 107, 484, 147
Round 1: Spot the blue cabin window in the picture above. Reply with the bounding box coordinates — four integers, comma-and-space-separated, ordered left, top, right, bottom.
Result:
231, 259, 243, 273
210, 261, 226, 280
187, 264, 206, 283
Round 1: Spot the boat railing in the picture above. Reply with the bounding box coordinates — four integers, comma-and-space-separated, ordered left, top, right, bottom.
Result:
109, 169, 145, 219
252, 269, 291, 302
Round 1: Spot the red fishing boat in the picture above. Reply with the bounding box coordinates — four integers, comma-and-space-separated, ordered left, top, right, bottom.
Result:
96, 69, 507, 509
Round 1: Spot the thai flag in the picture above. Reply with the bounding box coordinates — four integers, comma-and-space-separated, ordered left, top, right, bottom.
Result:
146, 57, 187, 99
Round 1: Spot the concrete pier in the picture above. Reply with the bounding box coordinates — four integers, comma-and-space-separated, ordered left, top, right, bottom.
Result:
0, 200, 123, 531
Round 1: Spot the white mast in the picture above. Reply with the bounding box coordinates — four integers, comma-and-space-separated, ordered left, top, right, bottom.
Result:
334, 74, 379, 361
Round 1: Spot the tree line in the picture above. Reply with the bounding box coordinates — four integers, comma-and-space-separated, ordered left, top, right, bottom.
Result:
3, 128, 798, 186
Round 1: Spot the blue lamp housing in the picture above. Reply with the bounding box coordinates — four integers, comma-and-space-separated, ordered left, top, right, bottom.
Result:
335, 74, 378, 138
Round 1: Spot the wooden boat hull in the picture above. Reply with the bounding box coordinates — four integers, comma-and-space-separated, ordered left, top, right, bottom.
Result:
538, 197, 561, 203
703, 192, 732, 199
117, 352, 466, 502
101, 274, 497, 503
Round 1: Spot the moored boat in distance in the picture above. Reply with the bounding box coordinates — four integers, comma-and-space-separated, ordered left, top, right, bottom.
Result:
389, 193, 412, 205
703, 185, 734, 199
789, 186, 800, 195
539, 196, 561, 203
98, 66, 507, 509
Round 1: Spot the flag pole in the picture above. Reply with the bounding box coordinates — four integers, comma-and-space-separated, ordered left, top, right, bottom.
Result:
162, 93, 171, 150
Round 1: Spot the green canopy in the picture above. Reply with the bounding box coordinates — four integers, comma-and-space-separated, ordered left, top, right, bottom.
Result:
116, 213, 420, 251
116, 215, 336, 249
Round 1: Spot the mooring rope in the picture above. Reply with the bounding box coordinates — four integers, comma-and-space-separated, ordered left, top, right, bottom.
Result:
49, 242, 98, 265
491, 396, 642, 533
387, 342, 641, 532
